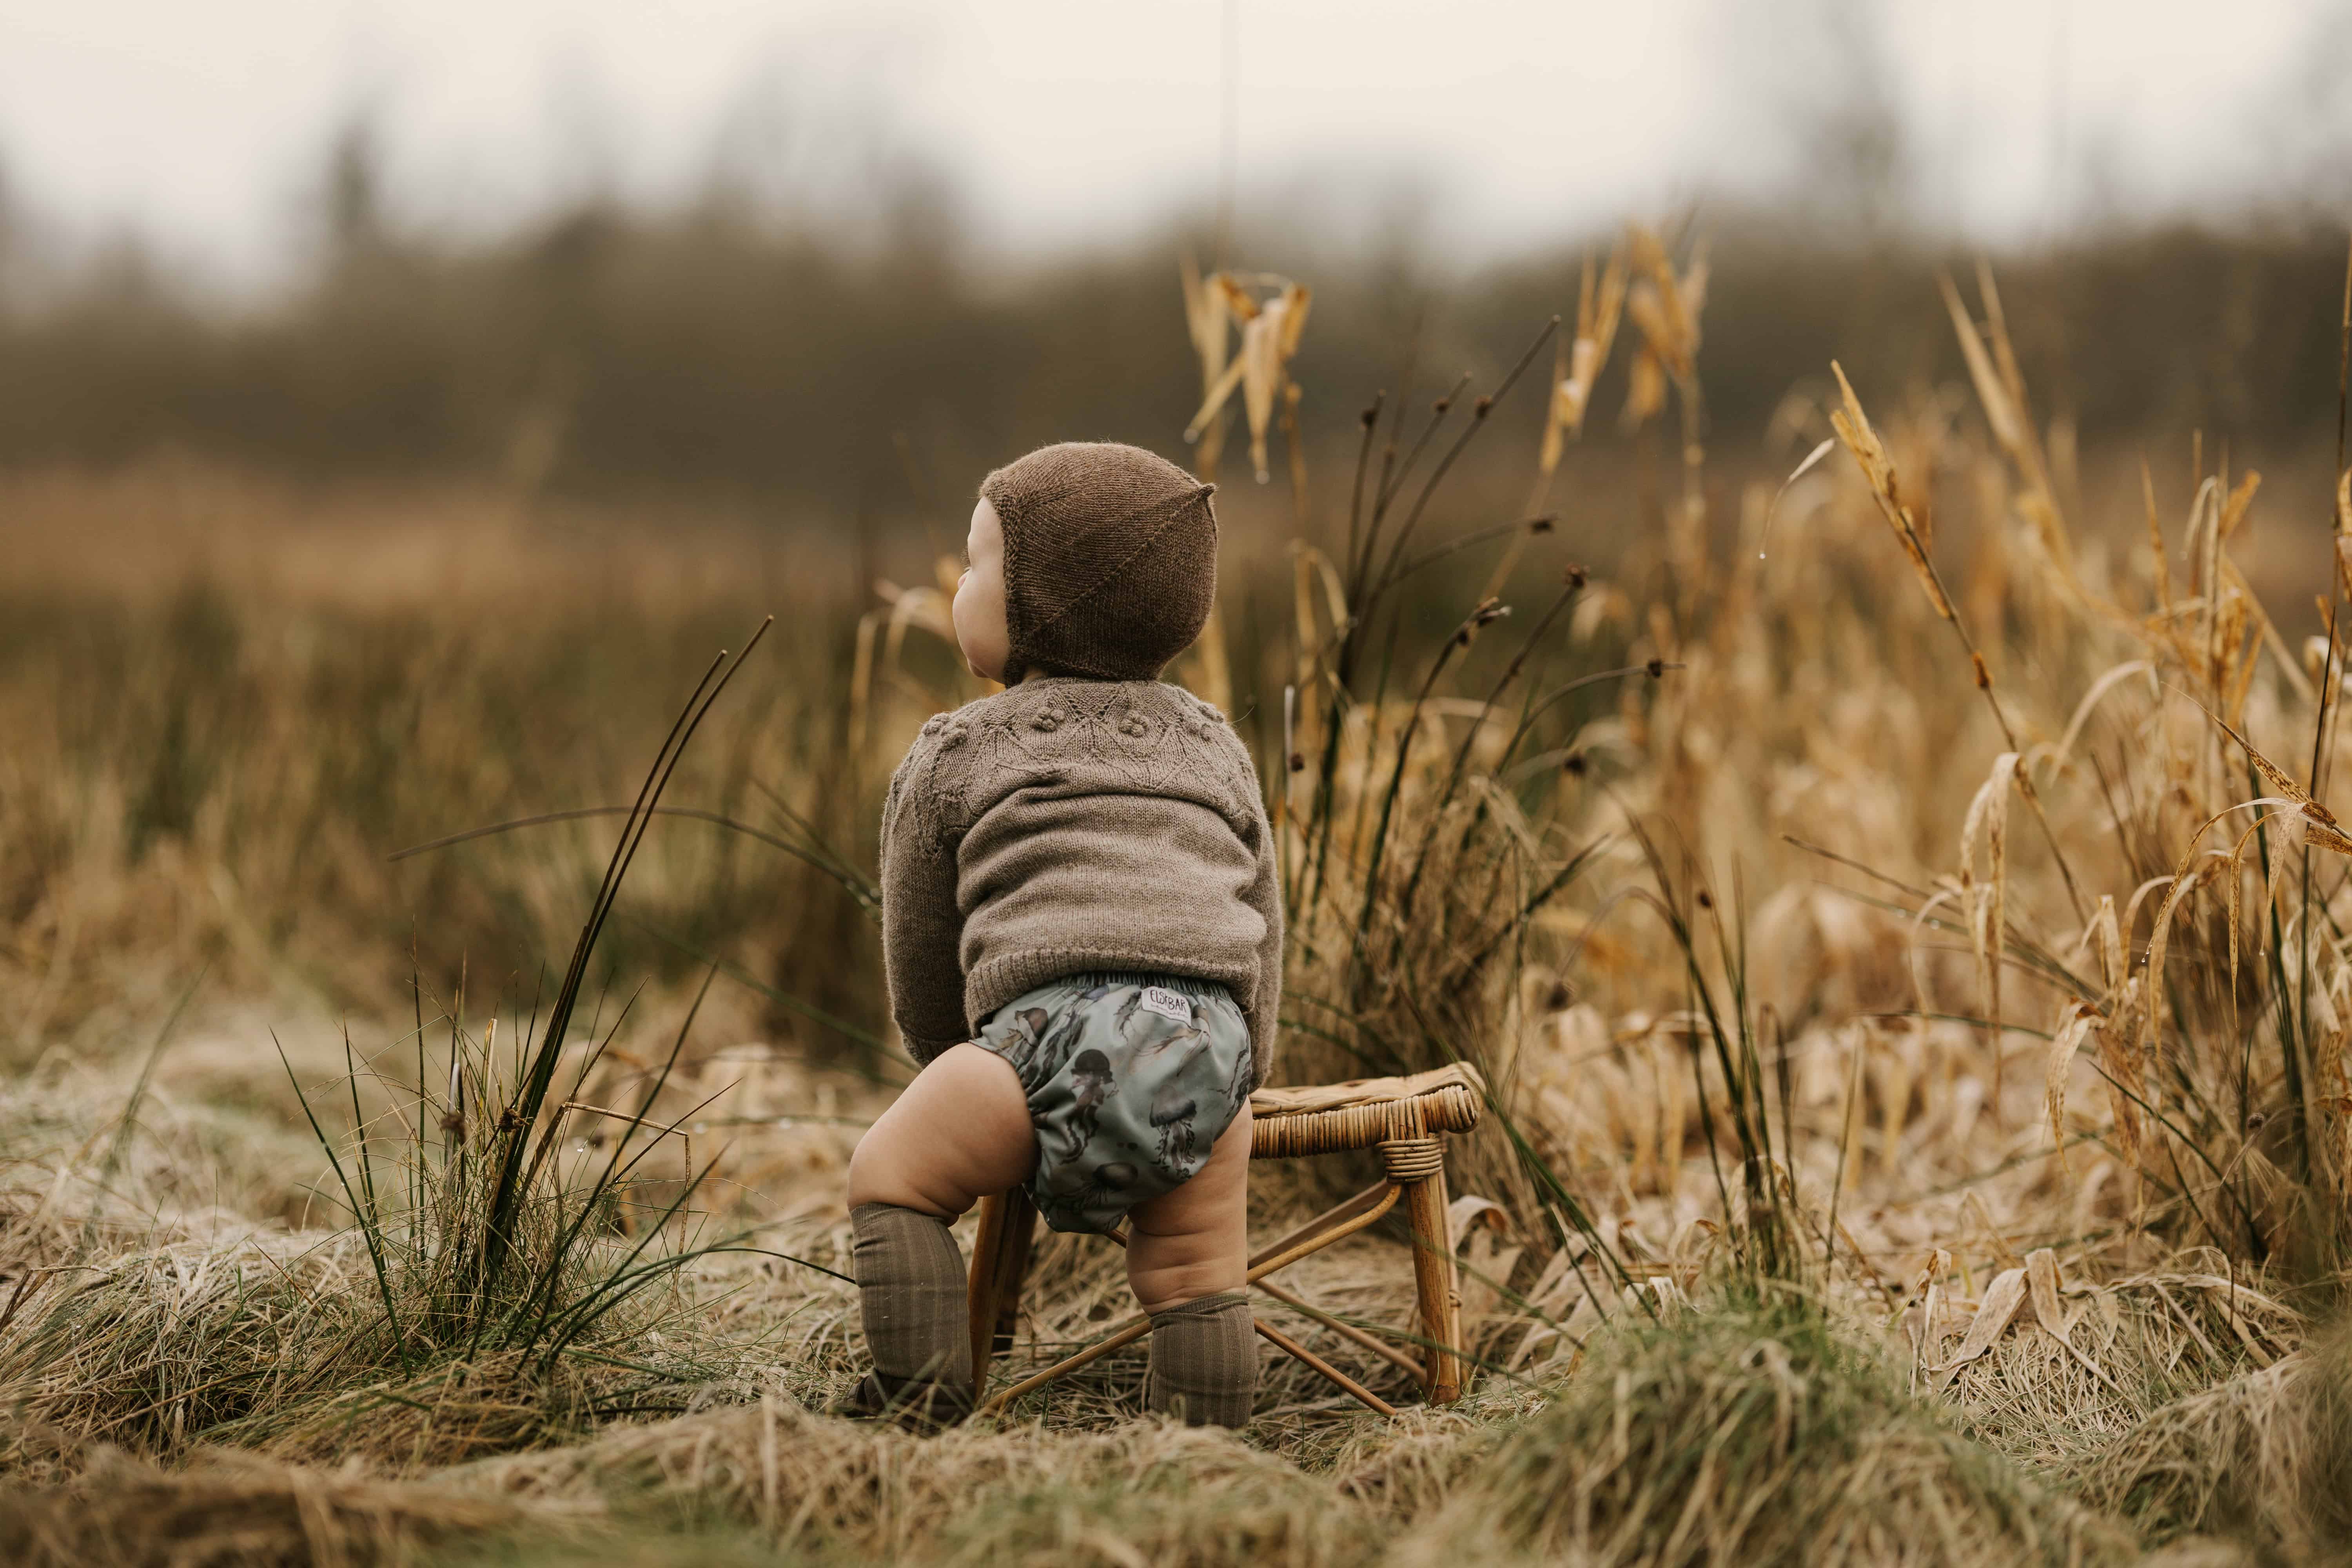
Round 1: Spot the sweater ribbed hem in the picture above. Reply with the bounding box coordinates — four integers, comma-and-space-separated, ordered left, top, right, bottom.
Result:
899, 1031, 966, 1068
964, 946, 1265, 1084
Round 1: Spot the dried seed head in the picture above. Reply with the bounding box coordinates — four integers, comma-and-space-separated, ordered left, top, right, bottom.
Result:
1696, 889, 1714, 909
1544, 980, 1573, 1011
1472, 598, 1510, 626
1530, 516, 1556, 534
1829, 361, 1957, 621
1288, 751, 1305, 773
1563, 751, 1588, 776
1474, 395, 1494, 417
1646, 657, 1665, 678
1972, 652, 1991, 689
1566, 564, 1588, 588
1360, 404, 1379, 427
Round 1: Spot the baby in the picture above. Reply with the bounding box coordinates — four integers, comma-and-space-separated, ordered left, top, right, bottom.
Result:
844, 441, 1283, 1430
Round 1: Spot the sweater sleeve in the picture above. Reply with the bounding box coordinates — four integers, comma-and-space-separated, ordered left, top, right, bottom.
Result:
878, 733, 972, 1067
1234, 742, 1286, 1091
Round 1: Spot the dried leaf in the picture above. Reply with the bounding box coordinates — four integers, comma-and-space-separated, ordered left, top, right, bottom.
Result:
1231, 283, 1312, 481
1276, 284, 1311, 356
2025, 1249, 2066, 1341
1240, 298, 1287, 481
2136, 862, 2202, 1074
1180, 253, 1228, 374
2054, 661, 2156, 769
2098, 977, 2148, 1166
1902, 1247, 1954, 1385
2025, 1253, 2124, 1389
1181, 273, 1310, 477
1940, 273, 2022, 452
2186, 693, 2348, 844
2218, 470, 2261, 544
1960, 752, 2021, 1076
2044, 1002, 2098, 1174
1932, 1266, 2028, 1387
1447, 1194, 1512, 1240
2084, 894, 2125, 993
1180, 255, 1233, 472
1213, 271, 1262, 323
1185, 354, 1248, 444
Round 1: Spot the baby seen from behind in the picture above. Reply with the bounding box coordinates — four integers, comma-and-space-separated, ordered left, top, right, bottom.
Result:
843, 441, 1283, 1430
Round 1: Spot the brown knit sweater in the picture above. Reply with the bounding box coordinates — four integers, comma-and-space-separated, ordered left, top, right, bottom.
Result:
879, 677, 1284, 1089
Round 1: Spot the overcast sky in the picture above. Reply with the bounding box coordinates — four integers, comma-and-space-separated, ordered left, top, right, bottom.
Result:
0, 0, 2338, 287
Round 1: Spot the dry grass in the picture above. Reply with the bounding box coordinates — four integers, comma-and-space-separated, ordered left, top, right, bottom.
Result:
0, 1445, 569, 1568
1398, 1293, 2135, 1568
5, 225, 2352, 1564
2075, 1316, 2352, 1559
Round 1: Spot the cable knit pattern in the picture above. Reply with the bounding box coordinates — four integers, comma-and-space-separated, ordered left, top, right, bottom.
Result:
879, 677, 1284, 1089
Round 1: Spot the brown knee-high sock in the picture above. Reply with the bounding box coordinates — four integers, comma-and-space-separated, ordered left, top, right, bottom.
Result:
1145, 1291, 1256, 1428
851, 1203, 971, 1399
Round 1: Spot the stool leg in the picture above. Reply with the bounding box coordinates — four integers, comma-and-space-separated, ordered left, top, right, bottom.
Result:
1403, 1165, 1463, 1403
967, 1187, 1037, 1403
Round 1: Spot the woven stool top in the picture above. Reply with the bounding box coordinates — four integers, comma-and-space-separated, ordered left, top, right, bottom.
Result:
1247, 1062, 1486, 1160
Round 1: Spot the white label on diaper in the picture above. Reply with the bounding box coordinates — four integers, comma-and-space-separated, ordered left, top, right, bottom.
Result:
1138, 985, 1193, 1024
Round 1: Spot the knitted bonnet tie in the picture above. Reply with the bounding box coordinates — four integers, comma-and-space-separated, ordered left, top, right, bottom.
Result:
978, 442, 1218, 682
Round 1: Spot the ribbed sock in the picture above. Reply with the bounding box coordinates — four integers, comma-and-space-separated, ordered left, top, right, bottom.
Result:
1145, 1290, 1257, 1428
850, 1201, 971, 1420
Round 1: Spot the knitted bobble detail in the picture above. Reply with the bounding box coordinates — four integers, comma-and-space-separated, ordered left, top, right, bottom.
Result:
920, 686, 1257, 838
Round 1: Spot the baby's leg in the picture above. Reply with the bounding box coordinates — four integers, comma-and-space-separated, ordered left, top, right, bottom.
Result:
844, 1044, 1035, 1421
1125, 1103, 1255, 1426
848, 1043, 1036, 1219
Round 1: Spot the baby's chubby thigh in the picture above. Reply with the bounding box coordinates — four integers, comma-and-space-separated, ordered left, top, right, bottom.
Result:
1124, 1101, 1252, 1313
847, 1044, 1039, 1220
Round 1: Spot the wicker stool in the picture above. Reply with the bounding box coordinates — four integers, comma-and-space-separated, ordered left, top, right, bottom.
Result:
966, 1062, 1486, 1418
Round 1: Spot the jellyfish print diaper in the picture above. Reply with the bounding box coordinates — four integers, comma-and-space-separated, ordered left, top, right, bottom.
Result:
971, 970, 1251, 1234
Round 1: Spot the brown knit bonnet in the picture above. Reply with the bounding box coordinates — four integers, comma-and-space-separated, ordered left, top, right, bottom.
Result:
978, 442, 1218, 682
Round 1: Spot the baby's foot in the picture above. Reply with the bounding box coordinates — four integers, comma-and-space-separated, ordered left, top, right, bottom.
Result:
831, 1370, 973, 1434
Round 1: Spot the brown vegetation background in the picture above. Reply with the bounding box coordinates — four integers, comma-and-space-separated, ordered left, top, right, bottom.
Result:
5, 133, 2349, 519
6, 92, 2352, 1566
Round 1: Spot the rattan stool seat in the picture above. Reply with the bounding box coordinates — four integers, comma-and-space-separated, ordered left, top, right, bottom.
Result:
1248, 1062, 1484, 1159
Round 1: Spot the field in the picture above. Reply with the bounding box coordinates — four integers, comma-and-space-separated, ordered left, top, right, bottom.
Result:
3, 232, 2351, 1566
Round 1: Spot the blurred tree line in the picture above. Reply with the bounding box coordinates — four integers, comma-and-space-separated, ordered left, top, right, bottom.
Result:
0, 122, 2345, 519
